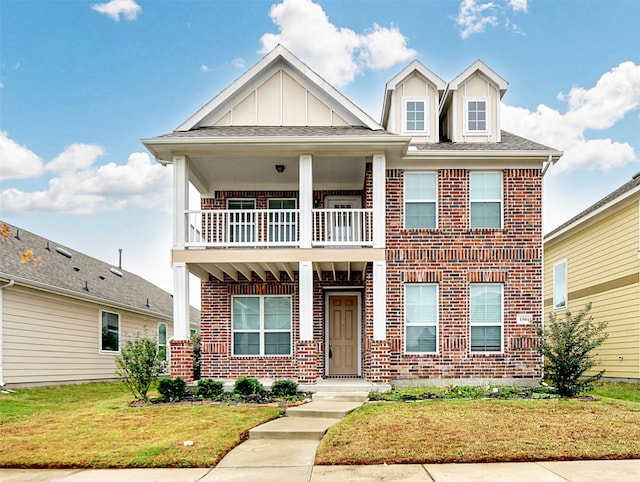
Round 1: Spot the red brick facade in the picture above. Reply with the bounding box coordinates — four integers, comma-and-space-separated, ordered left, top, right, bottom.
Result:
169, 339, 195, 383
194, 166, 543, 385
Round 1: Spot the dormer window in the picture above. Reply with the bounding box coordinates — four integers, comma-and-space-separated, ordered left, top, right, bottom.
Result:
403, 97, 428, 135
464, 97, 490, 135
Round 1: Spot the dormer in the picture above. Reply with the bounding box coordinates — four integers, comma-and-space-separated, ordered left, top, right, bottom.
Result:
381, 60, 446, 143
439, 60, 508, 143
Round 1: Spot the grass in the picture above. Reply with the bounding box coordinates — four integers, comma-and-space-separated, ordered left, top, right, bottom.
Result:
0, 382, 282, 468
316, 382, 640, 465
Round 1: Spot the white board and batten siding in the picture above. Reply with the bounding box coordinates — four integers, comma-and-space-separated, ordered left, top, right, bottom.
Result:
2, 285, 172, 386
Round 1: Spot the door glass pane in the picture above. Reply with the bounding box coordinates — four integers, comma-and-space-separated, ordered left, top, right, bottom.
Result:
233, 297, 260, 330
264, 297, 291, 330
268, 199, 296, 243
228, 200, 255, 243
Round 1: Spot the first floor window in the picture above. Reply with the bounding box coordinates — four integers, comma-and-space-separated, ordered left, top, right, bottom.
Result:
553, 260, 568, 309
158, 322, 168, 361
233, 296, 291, 355
101, 311, 119, 352
470, 172, 502, 229
405, 284, 438, 353
470, 284, 503, 353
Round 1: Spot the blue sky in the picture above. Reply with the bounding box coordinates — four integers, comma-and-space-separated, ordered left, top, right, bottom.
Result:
1, 0, 639, 301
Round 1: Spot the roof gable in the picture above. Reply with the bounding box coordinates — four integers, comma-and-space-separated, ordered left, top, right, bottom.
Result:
447, 59, 509, 97
177, 45, 382, 131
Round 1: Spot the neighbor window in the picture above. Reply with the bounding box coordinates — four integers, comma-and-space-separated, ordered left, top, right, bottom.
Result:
403, 98, 428, 134
158, 322, 168, 362
232, 296, 291, 356
405, 284, 438, 353
405, 172, 437, 229
101, 311, 120, 352
470, 284, 503, 353
470, 172, 502, 229
465, 98, 489, 134
553, 260, 568, 310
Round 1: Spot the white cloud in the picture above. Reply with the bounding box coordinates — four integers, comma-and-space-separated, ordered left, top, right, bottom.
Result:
502, 61, 640, 173
507, 0, 527, 12
1, 148, 171, 215
232, 58, 245, 69
455, 0, 499, 40
200, 65, 210, 72
0, 131, 45, 180
91, 0, 142, 21
260, 0, 415, 88
0, 82, 4, 89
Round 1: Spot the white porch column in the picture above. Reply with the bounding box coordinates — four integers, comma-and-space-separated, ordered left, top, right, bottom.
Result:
173, 262, 190, 340
173, 155, 189, 249
299, 261, 314, 340
373, 260, 386, 340
372, 153, 386, 249
299, 154, 313, 248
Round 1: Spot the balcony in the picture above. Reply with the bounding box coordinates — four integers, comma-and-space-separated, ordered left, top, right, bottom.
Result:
185, 208, 373, 248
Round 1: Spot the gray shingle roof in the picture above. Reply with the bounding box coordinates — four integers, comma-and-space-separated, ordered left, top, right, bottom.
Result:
0, 221, 197, 323
411, 131, 559, 151
156, 125, 399, 138
545, 174, 640, 238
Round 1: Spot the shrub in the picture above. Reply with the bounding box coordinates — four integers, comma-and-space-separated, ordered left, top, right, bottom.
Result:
116, 332, 167, 402
191, 332, 201, 381
158, 377, 189, 402
270, 379, 298, 398
197, 379, 224, 400
533, 303, 608, 398
233, 377, 266, 402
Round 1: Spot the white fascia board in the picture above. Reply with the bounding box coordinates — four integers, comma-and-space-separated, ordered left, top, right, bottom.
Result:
544, 184, 640, 245
449, 59, 509, 97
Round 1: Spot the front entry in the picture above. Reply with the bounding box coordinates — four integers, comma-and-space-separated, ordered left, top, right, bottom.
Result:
327, 295, 359, 376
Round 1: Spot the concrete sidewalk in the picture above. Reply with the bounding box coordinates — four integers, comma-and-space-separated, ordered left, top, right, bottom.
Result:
1, 460, 640, 482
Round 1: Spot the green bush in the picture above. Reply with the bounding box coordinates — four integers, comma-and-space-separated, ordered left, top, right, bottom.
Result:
233, 377, 266, 402
533, 303, 608, 398
158, 377, 189, 402
197, 379, 224, 400
115, 332, 167, 402
270, 379, 298, 398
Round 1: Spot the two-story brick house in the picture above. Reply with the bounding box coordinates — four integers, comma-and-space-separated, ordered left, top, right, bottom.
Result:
142, 45, 562, 387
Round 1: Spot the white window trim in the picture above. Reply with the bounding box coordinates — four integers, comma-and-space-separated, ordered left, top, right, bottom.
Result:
463, 96, 490, 136
553, 259, 568, 311
231, 295, 292, 357
404, 283, 439, 354
404, 171, 438, 230
402, 96, 429, 135
469, 283, 504, 354
470, 171, 503, 229
99, 310, 120, 354
268, 198, 297, 209
227, 198, 256, 209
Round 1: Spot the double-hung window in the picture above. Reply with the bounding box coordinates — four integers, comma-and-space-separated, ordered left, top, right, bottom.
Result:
100, 311, 120, 352
232, 296, 292, 356
464, 97, 489, 134
403, 97, 428, 135
553, 260, 568, 310
470, 284, 503, 353
405, 172, 437, 229
228, 199, 256, 243
470, 172, 502, 229
405, 284, 438, 353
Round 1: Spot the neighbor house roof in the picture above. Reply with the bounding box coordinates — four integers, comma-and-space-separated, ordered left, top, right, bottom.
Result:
0, 221, 199, 324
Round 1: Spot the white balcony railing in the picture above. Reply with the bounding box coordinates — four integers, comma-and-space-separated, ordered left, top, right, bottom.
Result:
185, 208, 373, 247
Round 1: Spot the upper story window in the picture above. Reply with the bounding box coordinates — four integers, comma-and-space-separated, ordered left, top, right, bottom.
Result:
232, 296, 292, 356
100, 311, 120, 353
405, 172, 437, 229
464, 97, 490, 135
403, 97, 428, 135
470, 283, 503, 353
405, 283, 438, 353
227, 199, 256, 243
553, 260, 568, 310
470, 172, 502, 229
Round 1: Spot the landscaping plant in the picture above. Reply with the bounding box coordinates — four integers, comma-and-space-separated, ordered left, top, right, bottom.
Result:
270, 379, 298, 398
533, 303, 608, 397
115, 332, 167, 402
196, 378, 225, 400
158, 377, 189, 402
233, 376, 266, 402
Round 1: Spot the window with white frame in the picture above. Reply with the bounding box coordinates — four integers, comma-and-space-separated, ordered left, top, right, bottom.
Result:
158, 322, 168, 362
100, 311, 119, 352
553, 260, 568, 310
268, 198, 296, 244
465, 97, 489, 134
470, 172, 502, 229
405, 172, 437, 229
403, 98, 428, 134
405, 284, 438, 353
227, 199, 256, 243
232, 296, 291, 355
470, 284, 503, 353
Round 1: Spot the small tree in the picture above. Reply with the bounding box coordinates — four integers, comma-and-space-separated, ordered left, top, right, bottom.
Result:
534, 303, 608, 397
116, 332, 167, 402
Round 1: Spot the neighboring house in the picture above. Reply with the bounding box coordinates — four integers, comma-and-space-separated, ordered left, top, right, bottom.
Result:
544, 174, 640, 380
142, 45, 562, 387
0, 222, 199, 388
